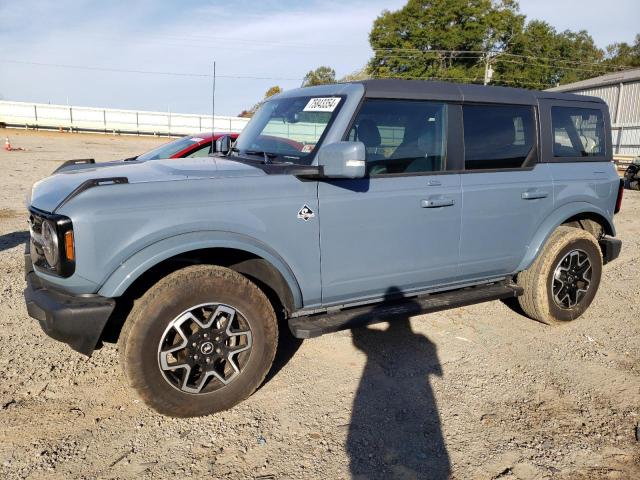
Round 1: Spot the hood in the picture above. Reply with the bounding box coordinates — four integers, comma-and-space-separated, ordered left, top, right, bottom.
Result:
29, 157, 264, 213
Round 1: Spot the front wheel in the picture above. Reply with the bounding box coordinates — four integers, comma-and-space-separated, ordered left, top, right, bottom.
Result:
118, 265, 278, 417
516, 226, 603, 324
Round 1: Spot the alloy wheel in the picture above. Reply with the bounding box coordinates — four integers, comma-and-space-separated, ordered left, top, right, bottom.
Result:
551, 249, 592, 309
158, 303, 253, 394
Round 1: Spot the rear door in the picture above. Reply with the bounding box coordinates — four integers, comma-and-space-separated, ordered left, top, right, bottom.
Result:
318, 98, 463, 305
459, 103, 555, 279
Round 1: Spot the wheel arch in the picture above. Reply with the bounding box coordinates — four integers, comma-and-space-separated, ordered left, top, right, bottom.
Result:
517, 202, 615, 272
98, 231, 303, 313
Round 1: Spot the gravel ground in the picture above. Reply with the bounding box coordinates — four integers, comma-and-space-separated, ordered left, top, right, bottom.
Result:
0, 129, 638, 480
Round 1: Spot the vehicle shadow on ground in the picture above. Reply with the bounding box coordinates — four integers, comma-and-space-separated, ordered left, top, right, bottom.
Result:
262, 322, 303, 386
0, 230, 29, 253
347, 288, 451, 480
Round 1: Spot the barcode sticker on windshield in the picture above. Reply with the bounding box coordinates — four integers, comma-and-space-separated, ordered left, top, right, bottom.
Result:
303, 97, 341, 112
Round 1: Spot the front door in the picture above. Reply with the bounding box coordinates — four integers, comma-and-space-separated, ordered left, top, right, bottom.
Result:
318, 98, 462, 305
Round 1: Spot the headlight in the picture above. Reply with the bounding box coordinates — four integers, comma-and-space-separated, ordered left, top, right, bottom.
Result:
28, 209, 75, 277
41, 220, 60, 267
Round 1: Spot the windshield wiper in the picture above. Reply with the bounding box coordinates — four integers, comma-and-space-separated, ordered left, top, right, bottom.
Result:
244, 150, 279, 164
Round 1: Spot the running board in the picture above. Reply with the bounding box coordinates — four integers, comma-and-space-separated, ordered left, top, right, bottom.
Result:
288, 281, 523, 339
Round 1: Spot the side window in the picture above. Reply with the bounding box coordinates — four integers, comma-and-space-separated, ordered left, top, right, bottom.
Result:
463, 104, 536, 170
551, 107, 605, 157
348, 99, 447, 175
186, 143, 212, 158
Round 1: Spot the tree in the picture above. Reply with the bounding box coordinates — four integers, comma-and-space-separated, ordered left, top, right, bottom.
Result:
238, 85, 282, 118
367, 0, 524, 83
339, 67, 370, 82
302, 66, 336, 87
605, 34, 640, 68
264, 85, 282, 98
367, 0, 617, 89
493, 21, 604, 88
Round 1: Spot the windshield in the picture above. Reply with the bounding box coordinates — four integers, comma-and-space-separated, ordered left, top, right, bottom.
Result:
137, 136, 206, 160
233, 95, 343, 164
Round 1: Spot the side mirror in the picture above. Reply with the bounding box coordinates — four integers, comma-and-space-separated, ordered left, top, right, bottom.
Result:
317, 141, 366, 179
215, 135, 232, 155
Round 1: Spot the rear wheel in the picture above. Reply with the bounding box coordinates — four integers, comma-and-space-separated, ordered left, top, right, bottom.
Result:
516, 226, 602, 324
119, 265, 278, 417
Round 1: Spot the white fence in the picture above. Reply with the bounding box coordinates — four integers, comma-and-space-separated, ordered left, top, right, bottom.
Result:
0, 100, 250, 136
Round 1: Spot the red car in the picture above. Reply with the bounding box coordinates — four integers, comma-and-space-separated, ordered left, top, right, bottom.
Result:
135, 133, 239, 161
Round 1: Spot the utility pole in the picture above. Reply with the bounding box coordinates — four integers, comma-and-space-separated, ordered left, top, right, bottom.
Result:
211, 61, 216, 154
483, 52, 495, 85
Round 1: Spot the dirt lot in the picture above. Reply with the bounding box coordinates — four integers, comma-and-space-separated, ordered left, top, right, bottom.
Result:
0, 129, 638, 479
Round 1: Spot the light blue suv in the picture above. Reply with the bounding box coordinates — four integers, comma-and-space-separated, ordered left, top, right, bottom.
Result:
24, 80, 624, 416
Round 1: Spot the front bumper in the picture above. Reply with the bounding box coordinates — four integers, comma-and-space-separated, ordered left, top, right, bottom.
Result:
24, 247, 115, 356
599, 236, 622, 265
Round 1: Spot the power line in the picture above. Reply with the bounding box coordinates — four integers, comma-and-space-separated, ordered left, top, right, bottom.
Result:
494, 58, 614, 74
371, 48, 635, 70
0, 59, 303, 81
1, 55, 624, 91
372, 72, 546, 89
373, 52, 628, 75
87, 31, 626, 70
58, 32, 635, 70
498, 52, 631, 69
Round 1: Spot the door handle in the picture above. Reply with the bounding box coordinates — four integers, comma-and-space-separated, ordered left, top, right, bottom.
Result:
521, 190, 549, 200
421, 197, 455, 208
426, 179, 442, 186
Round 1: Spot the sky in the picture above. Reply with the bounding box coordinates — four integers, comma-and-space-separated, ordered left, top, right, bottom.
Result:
0, 0, 638, 116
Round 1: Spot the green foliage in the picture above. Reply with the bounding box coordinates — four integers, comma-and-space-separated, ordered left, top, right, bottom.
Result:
605, 34, 640, 68
302, 66, 337, 87
367, 0, 633, 89
339, 68, 370, 83
264, 85, 283, 98
368, 0, 523, 83
494, 21, 605, 88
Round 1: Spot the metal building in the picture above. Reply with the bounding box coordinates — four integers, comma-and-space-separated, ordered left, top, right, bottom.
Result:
548, 68, 640, 157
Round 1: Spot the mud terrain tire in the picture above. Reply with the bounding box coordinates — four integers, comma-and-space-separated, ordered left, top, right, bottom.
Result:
516, 226, 602, 325
119, 265, 278, 417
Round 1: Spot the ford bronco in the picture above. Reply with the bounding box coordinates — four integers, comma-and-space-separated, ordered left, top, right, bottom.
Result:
25, 79, 623, 417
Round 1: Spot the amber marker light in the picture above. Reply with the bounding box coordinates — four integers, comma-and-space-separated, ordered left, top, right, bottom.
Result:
64, 230, 75, 262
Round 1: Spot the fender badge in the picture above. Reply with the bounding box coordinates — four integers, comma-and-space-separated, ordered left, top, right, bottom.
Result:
297, 205, 315, 221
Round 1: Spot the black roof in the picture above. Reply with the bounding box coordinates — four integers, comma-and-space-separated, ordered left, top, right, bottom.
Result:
356, 79, 604, 105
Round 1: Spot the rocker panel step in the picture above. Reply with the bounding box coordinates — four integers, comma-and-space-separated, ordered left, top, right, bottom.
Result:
289, 282, 523, 339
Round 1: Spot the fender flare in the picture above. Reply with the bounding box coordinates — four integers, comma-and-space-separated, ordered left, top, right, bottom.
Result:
516, 202, 615, 272
97, 231, 303, 309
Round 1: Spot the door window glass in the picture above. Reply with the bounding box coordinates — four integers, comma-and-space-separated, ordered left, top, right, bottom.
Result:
186, 143, 212, 158
348, 99, 447, 175
463, 104, 536, 170
552, 107, 605, 157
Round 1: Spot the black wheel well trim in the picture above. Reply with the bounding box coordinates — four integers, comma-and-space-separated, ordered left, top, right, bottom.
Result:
100, 247, 296, 347
560, 211, 614, 237
559, 213, 620, 265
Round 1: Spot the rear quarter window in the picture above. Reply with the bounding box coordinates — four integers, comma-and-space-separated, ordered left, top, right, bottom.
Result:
551, 107, 605, 158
